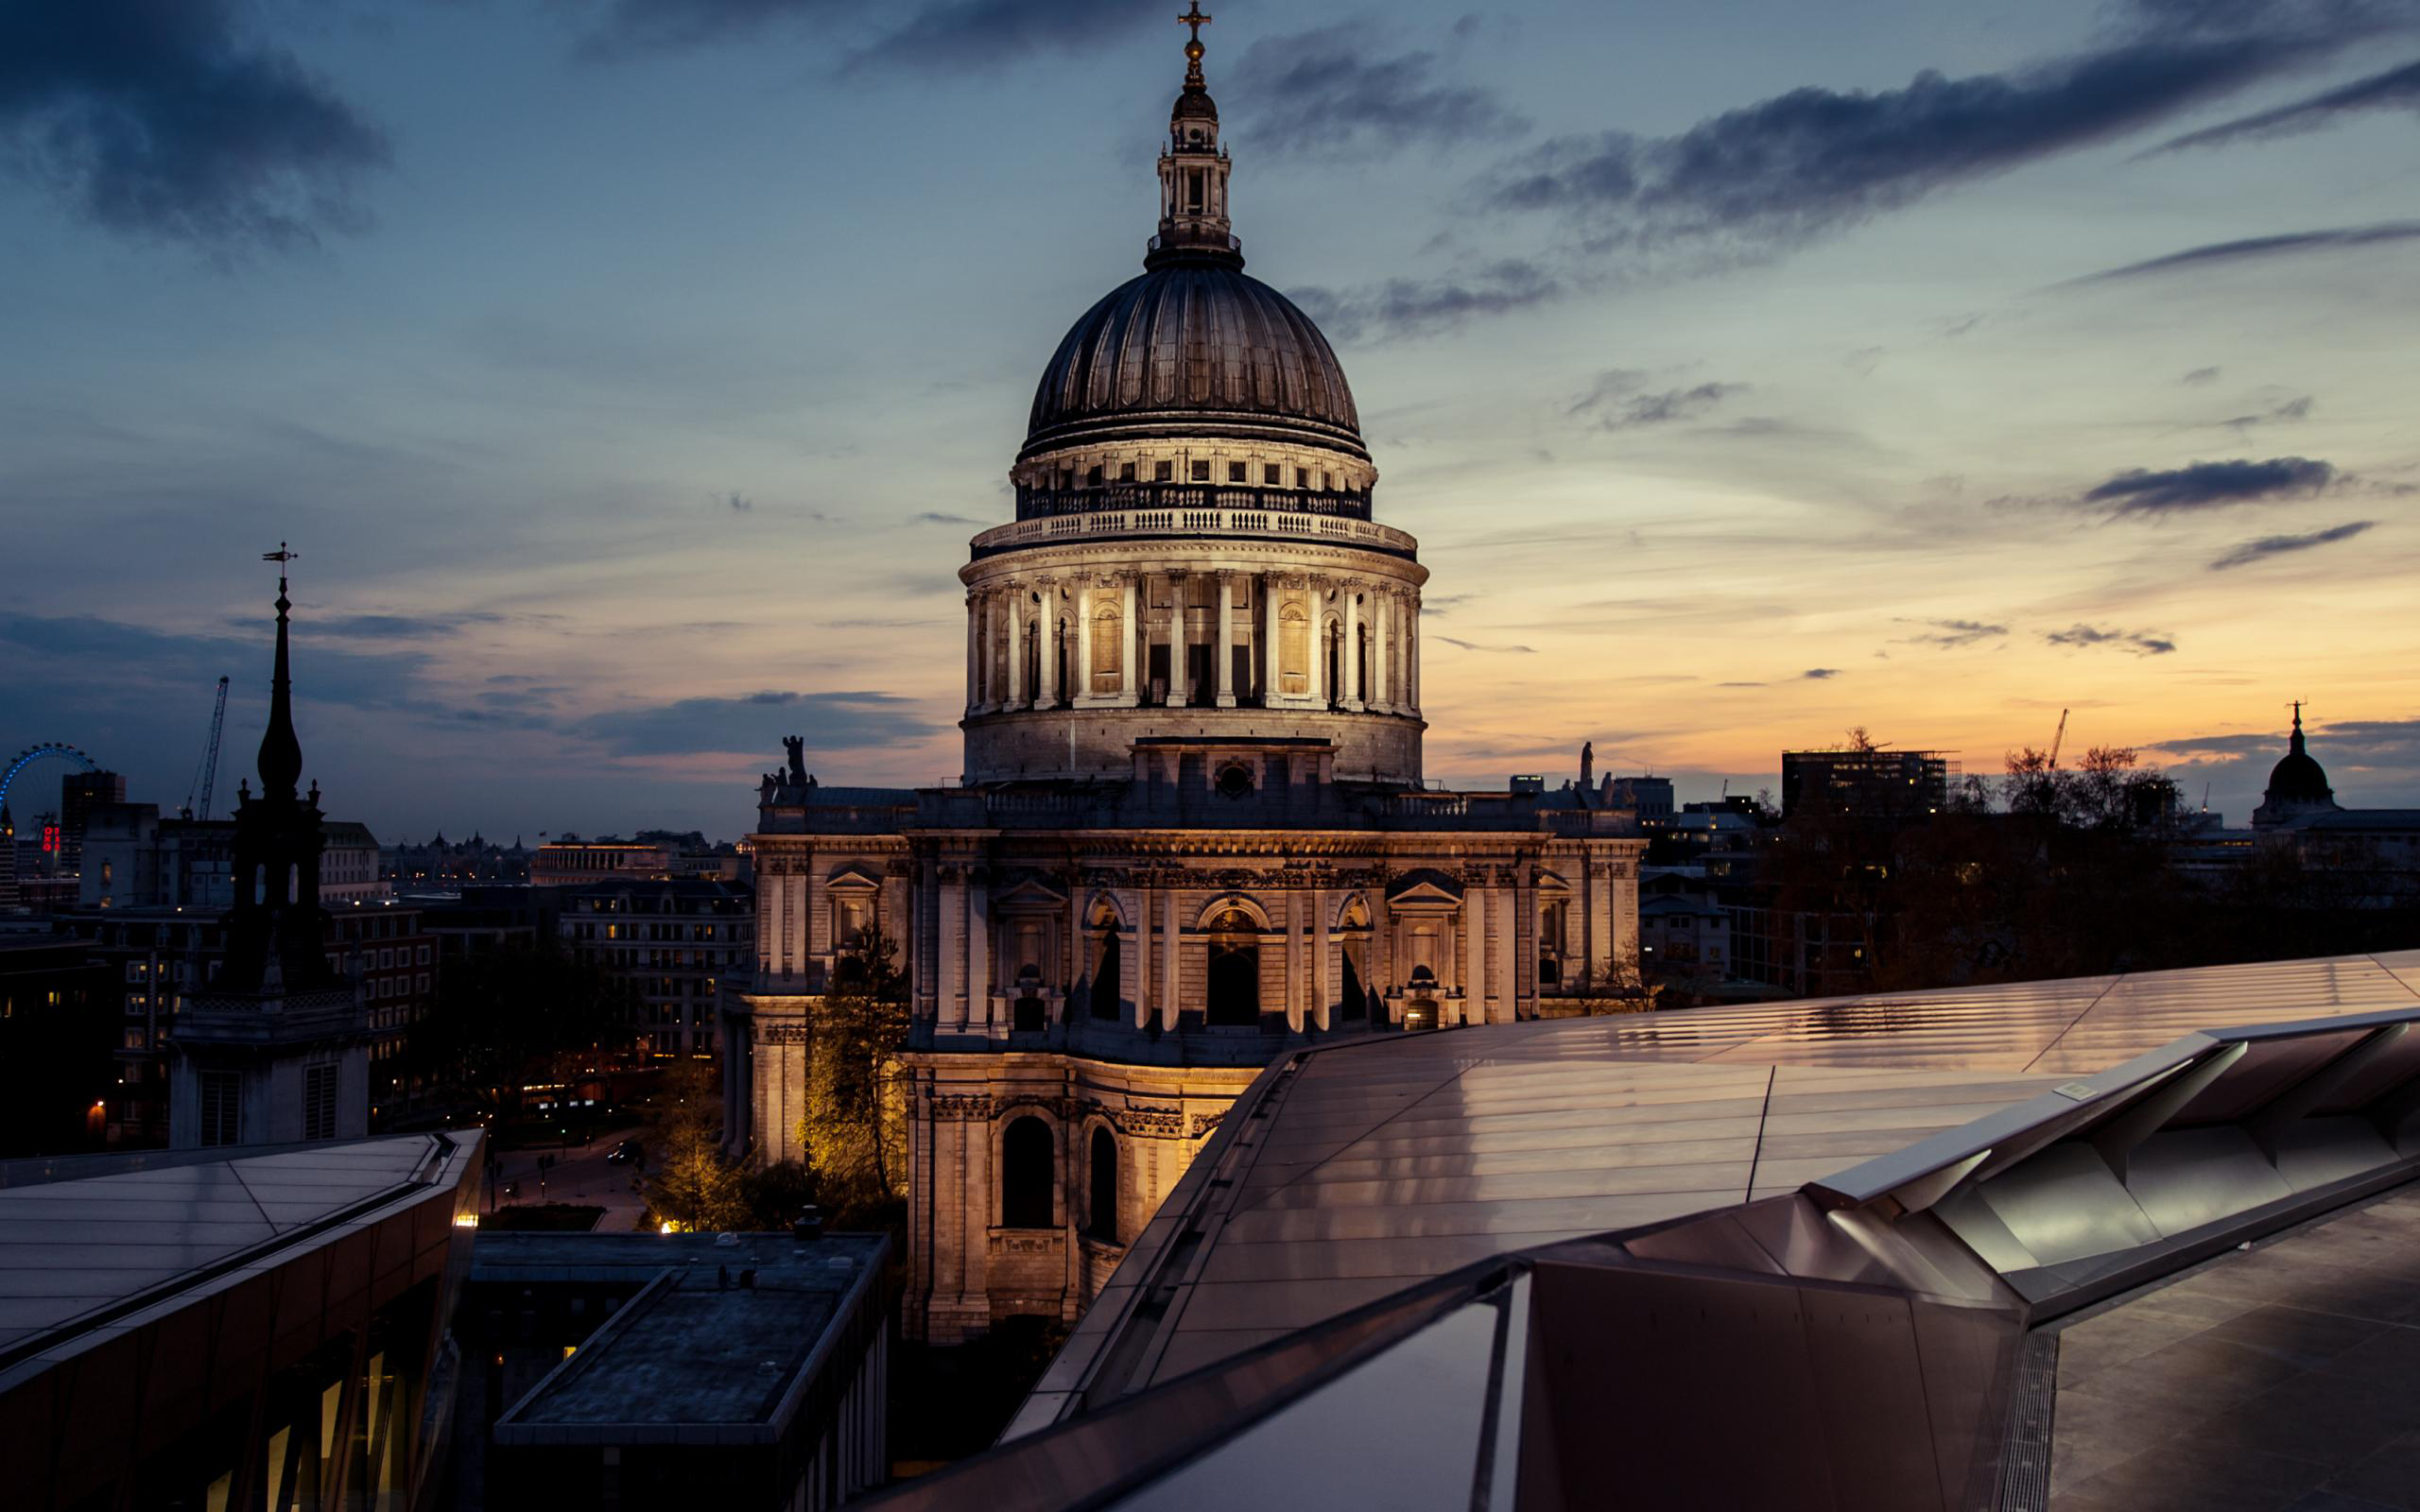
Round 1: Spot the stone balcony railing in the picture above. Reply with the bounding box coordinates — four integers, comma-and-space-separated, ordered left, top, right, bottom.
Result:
970, 506, 1418, 561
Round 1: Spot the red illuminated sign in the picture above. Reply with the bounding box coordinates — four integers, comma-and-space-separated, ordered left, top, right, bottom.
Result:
40, 824, 61, 853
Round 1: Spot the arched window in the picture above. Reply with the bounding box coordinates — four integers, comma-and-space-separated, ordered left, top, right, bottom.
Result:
1279, 603, 1309, 694
1088, 1125, 1118, 1240
1001, 1117, 1053, 1228
1092, 601, 1123, 693
1091, 925, 1122, 1021
1207, 915, 1259, 1028
1013, 964, 1046, 1032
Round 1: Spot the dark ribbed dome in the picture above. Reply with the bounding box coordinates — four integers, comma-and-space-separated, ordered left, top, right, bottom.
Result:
1022, 260, 1364, 462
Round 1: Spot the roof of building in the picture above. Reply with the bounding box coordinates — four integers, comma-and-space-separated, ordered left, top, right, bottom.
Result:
484, 1231, 889, 1440
1023, 263, 1362, 461
0, 1133, 476, 1368
865, 950, 2420, 1512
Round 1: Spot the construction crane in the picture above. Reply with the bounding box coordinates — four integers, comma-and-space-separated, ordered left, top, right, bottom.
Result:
183, 677, 229, 820
2047, 708, 2069, 769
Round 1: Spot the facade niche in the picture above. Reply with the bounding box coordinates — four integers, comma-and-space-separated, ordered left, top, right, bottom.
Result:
1088, 1125, 1117, 1240
1001, 1116, 1053, 1228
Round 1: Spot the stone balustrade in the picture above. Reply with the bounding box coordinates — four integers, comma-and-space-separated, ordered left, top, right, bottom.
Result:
970, 507, 1417, 560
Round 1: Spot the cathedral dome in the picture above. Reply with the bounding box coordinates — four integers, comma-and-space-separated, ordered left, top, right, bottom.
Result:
1022, 261, 1363, 462
2265, 747, 2332, 805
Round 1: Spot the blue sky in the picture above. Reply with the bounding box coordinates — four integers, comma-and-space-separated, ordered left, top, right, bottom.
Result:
2, 0, 2416, 841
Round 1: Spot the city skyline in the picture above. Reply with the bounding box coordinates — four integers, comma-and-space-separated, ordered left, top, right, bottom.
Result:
4, 0, 2416, 840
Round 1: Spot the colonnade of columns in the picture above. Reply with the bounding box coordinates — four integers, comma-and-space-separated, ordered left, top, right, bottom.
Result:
963, 569, 1421, 716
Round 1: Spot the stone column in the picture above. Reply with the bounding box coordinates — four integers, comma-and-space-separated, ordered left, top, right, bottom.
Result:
1464, 881, 1489, 1023
1076, 584, 1095, 705
1342, 584, 1363, 711
1006, 588, 1026, 712
1587, 865, 1615, 988
940, 869, 966, 1028
1262, 573, 1281, 704
1371, 588, 1391, 712
1613, 864, 1639, 977
1310, 579, 1327, 708
1311, 885, 1331, 1032
966, 870, 991, 1030
1132, 880, 1152, 1028
1284, 890, 1302, 1032
1036, 578, 1058, 708
1160, 884, 1181, 1032
1214, 572, 1236, 707
1119, 576, 1139, 705
965, 594, 980, 714
1409, 593, 1421, 711
1494, 883, 1517, 1023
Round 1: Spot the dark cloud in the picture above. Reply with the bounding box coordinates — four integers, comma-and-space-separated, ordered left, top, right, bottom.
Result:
1482, 34, 2309, 263
0, 0, 389, 251
1227, 24, 1527, 159
1433, 636, 1536, 654
2065, 221, 2420, 284
721, 491, 753, 513
1294, 260, 1558, 343
2153, 57, 2420, 152
582, 0, 1142, 72
2044, 624, 2178, 655
1900, 618, 2010, 648
1802, 668, 1841, 679
575, 690, 932, 757
2208, 519, 2376, 569
1571, 378, 1746, 431
2083, 455, 2337, 516
910, 510, 984, 526
2182, 366, 2223, 385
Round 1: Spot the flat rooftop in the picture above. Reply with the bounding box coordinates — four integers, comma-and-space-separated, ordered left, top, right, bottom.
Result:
2049, 1185, 2420, 1510
488, 1231, 888, 1440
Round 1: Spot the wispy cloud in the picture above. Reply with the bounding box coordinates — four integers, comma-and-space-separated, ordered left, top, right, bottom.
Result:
1228, 23, 1527, 160
2208, 519, 2376, 569
1434, 636, 1537, 654
1295, 260, 1560, 343
1802, 667, 1841, 679
574, 690, 932, 757
721, 490, 753, 513
0, 0, 389, 252
2182, 366, 2223, 385
1570, 376, 1747, 431
1899, 618, 2010, 648
2083, 456, 2337, 516
2217, 395, 2313, 434
580, 0, 1144, 71
909, 510, 984, 526
2063, 222, 2420, 284
2045, 624, 2178, 655
2152, 57, 2420, 153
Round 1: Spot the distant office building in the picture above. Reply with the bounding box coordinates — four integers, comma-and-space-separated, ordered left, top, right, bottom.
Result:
1780, 746, 1951, 819
56, 767, 124, 874
81, 808, 388, 912
165, 565, 372, 1149
0, 932, 112, 1156
411, 882, 562, 961
0, 803, 16, 909
562, 878, 754, 1057
1, 1132, 483, 1512
534, 832, 748, 887
464, 1231, 890, 1512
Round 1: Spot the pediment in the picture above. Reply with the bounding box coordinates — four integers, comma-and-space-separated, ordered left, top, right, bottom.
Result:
825, 864, 885, 892
1387, 868, 1464, 909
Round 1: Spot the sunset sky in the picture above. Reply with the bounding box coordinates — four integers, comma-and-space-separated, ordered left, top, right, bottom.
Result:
3, 0, 2415, 841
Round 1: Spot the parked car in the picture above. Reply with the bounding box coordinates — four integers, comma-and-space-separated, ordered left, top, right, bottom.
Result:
606, 1140, 646, 1167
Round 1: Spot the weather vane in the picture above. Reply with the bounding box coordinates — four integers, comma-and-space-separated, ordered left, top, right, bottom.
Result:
264, 541, 298, 595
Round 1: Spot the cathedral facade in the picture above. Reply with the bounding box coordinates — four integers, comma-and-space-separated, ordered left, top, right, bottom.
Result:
722, 30, 1648, 1344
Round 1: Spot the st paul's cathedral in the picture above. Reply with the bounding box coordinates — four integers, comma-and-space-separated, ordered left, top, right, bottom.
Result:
721, 18, 1650, 1344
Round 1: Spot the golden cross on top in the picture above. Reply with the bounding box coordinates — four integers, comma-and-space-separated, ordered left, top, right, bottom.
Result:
1178, 3, 1211, 44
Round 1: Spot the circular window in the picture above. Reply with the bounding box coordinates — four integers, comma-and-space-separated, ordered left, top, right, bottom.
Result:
1216, 763, 1254, 799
